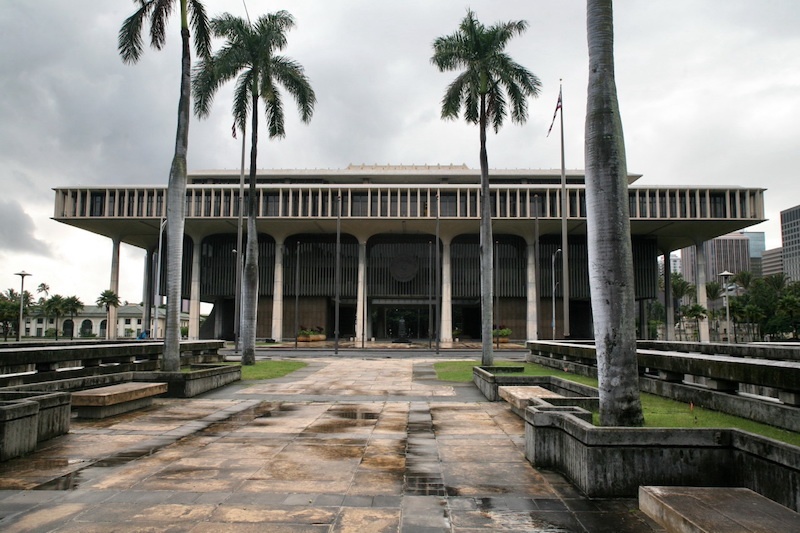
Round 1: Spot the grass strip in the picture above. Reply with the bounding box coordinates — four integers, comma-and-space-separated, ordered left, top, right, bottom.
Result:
433, 360, 800, 447
223, 360, 307, 380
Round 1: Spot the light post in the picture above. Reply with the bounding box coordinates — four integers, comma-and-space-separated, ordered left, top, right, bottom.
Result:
719, 270, 733, 343
14, 271, 31, 341
153, 218, 166, 339
552, 249, 561, 340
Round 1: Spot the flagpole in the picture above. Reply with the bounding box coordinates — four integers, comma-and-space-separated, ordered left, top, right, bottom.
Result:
559, 81, 570, 338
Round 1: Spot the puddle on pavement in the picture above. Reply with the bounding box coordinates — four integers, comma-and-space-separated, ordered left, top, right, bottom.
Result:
329, 407, 380, 420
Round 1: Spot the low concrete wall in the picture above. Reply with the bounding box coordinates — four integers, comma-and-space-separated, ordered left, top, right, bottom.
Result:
0, 391, 71, 441
134, 364, 241, 398
0, 400, 39, 461
524, 407, 800, 512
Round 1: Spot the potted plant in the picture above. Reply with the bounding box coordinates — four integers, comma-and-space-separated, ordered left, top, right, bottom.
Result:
492, 326, 512, 343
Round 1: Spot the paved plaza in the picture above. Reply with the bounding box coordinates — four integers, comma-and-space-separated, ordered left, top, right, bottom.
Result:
0, 355, 664, 532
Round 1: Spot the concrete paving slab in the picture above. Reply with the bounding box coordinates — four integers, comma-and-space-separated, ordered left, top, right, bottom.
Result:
0, 355, 665, 532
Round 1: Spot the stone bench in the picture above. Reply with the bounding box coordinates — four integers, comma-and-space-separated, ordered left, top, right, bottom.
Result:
499, 385, 564, 411
71, 382, 167, 419
639, 486, 800, 532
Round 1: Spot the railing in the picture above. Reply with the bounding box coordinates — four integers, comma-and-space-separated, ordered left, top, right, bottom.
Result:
54, 184, 765, 222
526, 340, 800, 432
0, 340, 225, 389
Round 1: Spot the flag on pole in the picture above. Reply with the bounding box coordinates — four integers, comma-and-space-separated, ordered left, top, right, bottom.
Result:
232, 121, 237, 139
546, 87, 562, 137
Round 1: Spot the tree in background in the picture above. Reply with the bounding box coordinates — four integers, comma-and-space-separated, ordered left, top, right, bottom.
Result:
431, 9, 541, 365
193, 10, 315, 365
96, 290, 121, 340
118, 0, 211, 372
42, 295, 66, 340
63, 296, 85, 340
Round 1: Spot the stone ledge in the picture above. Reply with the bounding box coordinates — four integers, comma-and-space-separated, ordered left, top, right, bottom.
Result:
71, 382, 167, 407
639, 486, 800, 532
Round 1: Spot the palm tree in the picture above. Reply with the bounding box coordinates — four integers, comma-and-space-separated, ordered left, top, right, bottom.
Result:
431, 9, 541, 366
42, 295, 65, 341
705, 281, 722, 340
119, 0, 211, 372
193, 11, 315, 365
584, 0, 644, 426
62, 296, 85, 340
37, 283, 50, 299
671, 274, 696, 340
96, 290, 121, 341
733, 270, 752, 293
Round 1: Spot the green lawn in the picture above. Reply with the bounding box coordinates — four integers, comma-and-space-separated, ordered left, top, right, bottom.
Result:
226, 360, 307, 380
434, 360, 800, 447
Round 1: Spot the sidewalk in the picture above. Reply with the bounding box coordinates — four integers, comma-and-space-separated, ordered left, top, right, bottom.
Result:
0, 356, 664, 532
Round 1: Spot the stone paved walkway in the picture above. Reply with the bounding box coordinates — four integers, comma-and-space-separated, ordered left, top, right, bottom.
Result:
0, 357, 664, 532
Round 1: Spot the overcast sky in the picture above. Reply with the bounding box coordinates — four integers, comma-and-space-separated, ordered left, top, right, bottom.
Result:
1, 0, 798, 305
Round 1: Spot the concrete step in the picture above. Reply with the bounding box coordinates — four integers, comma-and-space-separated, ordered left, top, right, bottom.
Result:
639, 486, 800, 533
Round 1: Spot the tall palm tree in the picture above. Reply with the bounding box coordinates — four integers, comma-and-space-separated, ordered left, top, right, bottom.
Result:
431, 9, 541, 366
193, 11, 315, 365
671, 274, 696, 340
63, 295, 85, 340
584, 0, 644, 426
119, 0, 211, 372
37, 283, 50, 299
705, 281, 722, 340
43, 295, 66, 341
96, 290, 121, 341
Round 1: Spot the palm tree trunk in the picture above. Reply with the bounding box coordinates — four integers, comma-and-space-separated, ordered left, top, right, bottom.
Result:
240, 90, 260, 365
585, 0, 643, 426
479, 93, 494, 366
162, 17, 192, 373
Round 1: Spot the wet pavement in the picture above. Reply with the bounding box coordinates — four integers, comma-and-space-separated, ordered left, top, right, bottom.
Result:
0, 354, 664, 532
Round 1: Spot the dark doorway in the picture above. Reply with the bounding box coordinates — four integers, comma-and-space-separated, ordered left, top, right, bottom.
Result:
373, 306, 432, 340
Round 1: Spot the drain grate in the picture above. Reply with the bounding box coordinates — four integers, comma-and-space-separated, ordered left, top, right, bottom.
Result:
404, 404, 446, 496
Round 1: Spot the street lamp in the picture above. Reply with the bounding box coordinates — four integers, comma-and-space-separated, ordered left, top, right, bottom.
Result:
14, 271, 31, 341
552, 249, 561, 340
719, 270, 733, 343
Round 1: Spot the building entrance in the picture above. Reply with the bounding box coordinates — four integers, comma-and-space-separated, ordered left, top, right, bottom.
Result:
373, 305, 433, 341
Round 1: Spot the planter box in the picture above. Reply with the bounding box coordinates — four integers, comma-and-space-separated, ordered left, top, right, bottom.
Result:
0, 391, 71, 441
0, 400, 39, 461
524, 406, 800, 512
134, 364, 241, 398
297, 335, 326, 342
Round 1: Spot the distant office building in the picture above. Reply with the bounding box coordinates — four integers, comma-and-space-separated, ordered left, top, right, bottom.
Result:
742, 231, 765, 278
781, 204, 800, 282
762, 247, 783, 277
682, 232, 751, 286
658, 253, 682, 276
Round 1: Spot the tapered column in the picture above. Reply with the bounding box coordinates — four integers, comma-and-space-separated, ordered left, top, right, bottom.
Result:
526, 242, 539, 340
662, 249, 674, 341
440, 239, 452, 342
355, 241, 367, 342
189, 237, 201, 340
142, 247, 153, 337
271, 240, 284, 341
695, 240, 710, 342
109, 237, 120, 340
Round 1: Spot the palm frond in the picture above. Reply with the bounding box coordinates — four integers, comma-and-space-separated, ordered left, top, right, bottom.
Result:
262, 79, 286, 139
149, 0, 174, 52
188, 0, 212, 59
271, 56, 316, 123
118, 1, 154, 64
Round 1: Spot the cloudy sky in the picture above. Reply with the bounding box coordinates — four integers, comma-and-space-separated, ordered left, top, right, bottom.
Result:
1, 0, 798, 305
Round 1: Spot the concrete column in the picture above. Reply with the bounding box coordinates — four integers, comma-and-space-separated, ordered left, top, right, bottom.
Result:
142, 247, 153, 337
440, 239, 452, 342
526, 242, 539, 340
695, 240, 710, 342
662, 249, 674, 341
271, 240, 284, 341
355, 241, 367, 342
109, 237, 120, 340
189, 237, 201, 340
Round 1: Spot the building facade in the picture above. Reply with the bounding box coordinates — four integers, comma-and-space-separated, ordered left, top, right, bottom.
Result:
781, 204, 800, 282
21, 304, 188, 339
681, 232, 752, 286
762, 247, 784, 278
53, 165, 765, 342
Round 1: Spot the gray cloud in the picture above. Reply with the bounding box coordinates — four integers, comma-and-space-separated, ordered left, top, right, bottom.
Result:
0, 199, 50, 256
